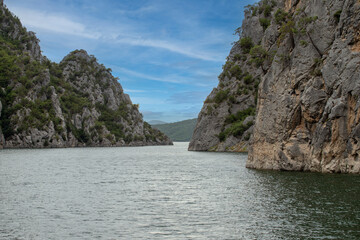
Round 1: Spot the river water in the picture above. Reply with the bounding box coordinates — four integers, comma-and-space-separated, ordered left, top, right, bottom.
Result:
0, 142, 359, 239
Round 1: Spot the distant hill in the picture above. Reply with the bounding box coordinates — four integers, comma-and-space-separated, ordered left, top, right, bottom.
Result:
148, 120, 167, 125
153, 119, 197, 142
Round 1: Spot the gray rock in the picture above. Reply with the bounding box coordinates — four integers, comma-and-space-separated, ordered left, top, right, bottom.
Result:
191, 0, 360, 173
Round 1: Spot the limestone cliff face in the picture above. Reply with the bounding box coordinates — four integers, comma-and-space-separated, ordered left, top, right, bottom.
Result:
191, 0, 360, 173
247, 0, 360, 173
0, 4, 172, 148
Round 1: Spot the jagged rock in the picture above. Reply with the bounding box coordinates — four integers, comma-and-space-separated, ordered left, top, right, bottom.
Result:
191, 0, 360, 173
0, 4, 172, 149
246, 0, 360, 173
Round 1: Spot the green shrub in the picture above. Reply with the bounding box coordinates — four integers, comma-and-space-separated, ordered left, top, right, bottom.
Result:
207, 105, 213, 115
333, 10, 341, 23
229, 95, 236, 103
274, 9, 288, 24
259, 18, 271, 31
214, 89, 230, 104
250, 45, 268, 67
222, 61, 234, 72
225, 107, 255, 124
229, 65, 242, 79
263, 5, 272, 17
233, 54, 242, 61
239, 37, 254, 54
277, 20, 296, 45
218, 131, 227, 142
244, 74, 254, 84
96, 103, 129, 141
300, 40, 308, 47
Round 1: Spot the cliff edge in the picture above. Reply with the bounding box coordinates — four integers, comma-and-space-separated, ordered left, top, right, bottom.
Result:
190, 0, 360, 173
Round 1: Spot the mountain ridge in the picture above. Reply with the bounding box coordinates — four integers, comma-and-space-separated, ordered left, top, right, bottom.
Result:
0, 3, 172, 148
153, 118, 197, 142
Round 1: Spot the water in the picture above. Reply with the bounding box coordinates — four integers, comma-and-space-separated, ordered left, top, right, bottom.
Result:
0, 142, 359, 239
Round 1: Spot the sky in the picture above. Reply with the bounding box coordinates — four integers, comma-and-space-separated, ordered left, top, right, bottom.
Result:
6, 0, 256, 123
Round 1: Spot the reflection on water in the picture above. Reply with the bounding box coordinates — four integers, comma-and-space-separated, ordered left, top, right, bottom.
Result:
0, 142, 359, 239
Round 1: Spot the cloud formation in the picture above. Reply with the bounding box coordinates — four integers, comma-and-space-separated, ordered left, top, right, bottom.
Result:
7, 0, 252, 122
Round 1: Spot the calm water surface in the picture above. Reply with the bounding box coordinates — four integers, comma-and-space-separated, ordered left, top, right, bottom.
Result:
0, 142, 359, 239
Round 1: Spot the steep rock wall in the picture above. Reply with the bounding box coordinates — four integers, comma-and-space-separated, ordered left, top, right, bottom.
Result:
247, 0, 360, 173
191, 0, 360, 173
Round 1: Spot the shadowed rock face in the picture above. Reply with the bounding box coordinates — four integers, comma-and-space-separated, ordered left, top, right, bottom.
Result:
191, 0, 360, 173
0, 4, 172, 148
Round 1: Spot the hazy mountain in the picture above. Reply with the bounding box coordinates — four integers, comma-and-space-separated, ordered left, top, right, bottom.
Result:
153, 118, 197, 142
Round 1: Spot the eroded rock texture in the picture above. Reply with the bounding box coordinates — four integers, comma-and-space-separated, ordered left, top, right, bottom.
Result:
246, 0, 360, 173
0, 4, 172, 148
191, 0, 360, 173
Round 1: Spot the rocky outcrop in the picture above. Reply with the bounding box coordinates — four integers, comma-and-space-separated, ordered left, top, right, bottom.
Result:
188, 33, 259, 152
247, 0, 360, 173
0, 3, 172, 148
191, 0, 360, 173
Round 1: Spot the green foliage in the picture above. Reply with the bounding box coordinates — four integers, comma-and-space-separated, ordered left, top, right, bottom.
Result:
300, 40, 308, 47
152, 118, 197, 142
218, 119, 254, 142
16, 99, 56, 132
228, 95, 236, 104
333, 10, 341, 23
96, 103, 128, 141
278, 20, 296, 45
214, 89, 230, 104
249, 45, 268, 67
207, 105, 213, 115
233, 54, 241, 62
259, 18, 271, 31
243, 74, 254, 85
229, 65, 242, 79
61, 93, 90, 115
239, 37, 254, 54
297, 16, 318, 35
225, 107, 256, 124
67, 123, 90, 143
222, 61, 234, 72
263, 5, 272, 17
275, 53, 291, 64
143, 121, 167, 142
0, 47, 21, 88
218, 131, 227, 142
274, 9, 288, 24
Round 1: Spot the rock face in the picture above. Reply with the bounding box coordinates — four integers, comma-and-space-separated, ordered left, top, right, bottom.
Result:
188, 31, 259, 152
191, 0, 360, 173
0, 4, 172, 148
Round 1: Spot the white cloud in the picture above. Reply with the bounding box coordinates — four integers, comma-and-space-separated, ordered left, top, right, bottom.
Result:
11, 6, 223, 62
114, 37, 222, 62
10, 7, 100, 39
123, 89, 146, 93
115, 67, 187, 84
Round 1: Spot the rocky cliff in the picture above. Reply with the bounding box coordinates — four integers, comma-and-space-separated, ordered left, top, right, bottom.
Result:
0, 3, 172, 148
191, 0, 360, 173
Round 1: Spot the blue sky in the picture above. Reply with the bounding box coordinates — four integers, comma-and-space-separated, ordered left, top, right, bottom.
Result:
6, 0, 256, 123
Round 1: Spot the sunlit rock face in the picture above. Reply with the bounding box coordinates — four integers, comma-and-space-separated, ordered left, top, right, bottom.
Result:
191, 0, 360, 173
